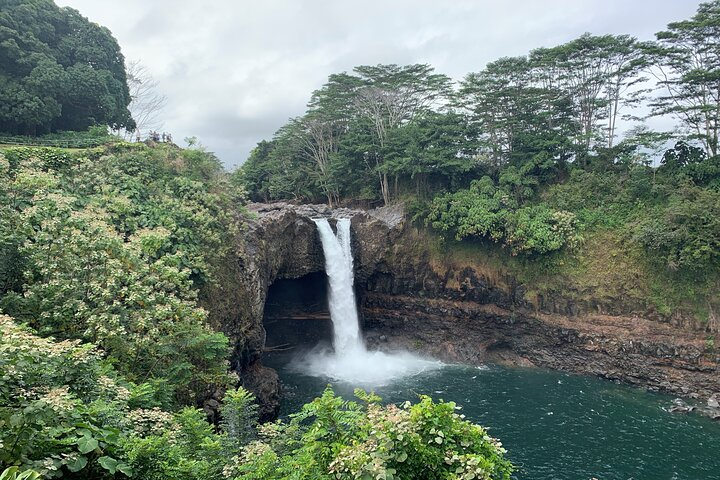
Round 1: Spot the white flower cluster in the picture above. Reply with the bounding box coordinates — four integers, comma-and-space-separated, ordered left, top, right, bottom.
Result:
127, 407, 176, 436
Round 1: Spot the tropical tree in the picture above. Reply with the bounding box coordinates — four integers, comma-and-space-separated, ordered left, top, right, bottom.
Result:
460, 55, 576, 170
0, 0, 134, 135
284, 114, 343, 206
646, 0, 720, 156
350, 64, 452, 204
308, 64, 452, 205
530, 34, 647, 155
382, 111, 477, 196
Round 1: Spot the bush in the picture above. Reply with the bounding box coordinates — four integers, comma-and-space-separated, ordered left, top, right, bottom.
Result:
0, 316, 134, 478
229, 387, 513, 480
0, 147, 242, 406
633, 186, 720, 271
426, 177, 580, 255
505, 206, 582, 255
121, 408, 225, 480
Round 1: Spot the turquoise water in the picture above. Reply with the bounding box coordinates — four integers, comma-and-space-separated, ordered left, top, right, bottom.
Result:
265, 355, 720, 480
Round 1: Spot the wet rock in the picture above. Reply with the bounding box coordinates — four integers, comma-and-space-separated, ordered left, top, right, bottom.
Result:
668, 404, 696, 414
360, 292, 720, 410
202, 394, 222, 425
229, 202, 398, 418
231, 202, 720, 420
241, 361, 281, 422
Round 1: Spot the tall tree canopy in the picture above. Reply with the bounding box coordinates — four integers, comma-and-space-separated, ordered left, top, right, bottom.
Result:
241, 64, 458, 206
0, 0, 134, 135
647, 0, 720, 157
241, 1, 720, 213
313, 64, 453, 205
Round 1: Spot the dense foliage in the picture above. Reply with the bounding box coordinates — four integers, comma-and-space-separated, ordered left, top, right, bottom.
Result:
223, 388, 512, 480
239, 1, 720, 273
0, 127, 117, 148
1, 313, 512, 478
1, 315, 136, 477
4, 0, 719, 478
0, 143, 513, 478
1, 313, 248, 479
426, 176, 582, 255
0, 0, 134, 135
0, 143, 241, 406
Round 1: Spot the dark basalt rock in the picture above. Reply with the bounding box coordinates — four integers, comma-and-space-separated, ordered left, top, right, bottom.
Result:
241, 362, 281, 422
230, 201, 720, 419
228, 202, 388, 419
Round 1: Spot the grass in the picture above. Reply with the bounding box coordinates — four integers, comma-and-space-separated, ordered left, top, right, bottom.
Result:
419, 226, 719, 326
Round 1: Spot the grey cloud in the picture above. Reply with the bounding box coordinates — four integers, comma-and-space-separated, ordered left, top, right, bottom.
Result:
57, 0, 704, 167
192, 110, 292, 140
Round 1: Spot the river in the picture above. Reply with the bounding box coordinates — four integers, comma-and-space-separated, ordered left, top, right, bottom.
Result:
264, 352, 720, 480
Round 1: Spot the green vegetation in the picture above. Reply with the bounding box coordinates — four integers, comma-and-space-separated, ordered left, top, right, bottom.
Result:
239, 1, 720, 322
0, 127, 118, 149
4, 0, 720, 477
1, 467, 40, 480
1, 315, 511, 479
0, 143, 240, 406
0, 143, 512, 478
240, 1, 720, 212
0, 0, 134, 135
426, 177, 582, 255
0, 2, 514, 478
227, 388, 512, 480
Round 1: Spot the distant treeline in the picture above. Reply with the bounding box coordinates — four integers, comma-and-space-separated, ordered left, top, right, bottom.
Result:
238, 1, 720, 209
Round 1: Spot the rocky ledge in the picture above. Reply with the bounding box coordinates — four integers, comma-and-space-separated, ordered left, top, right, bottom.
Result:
227, 202, 400, 419
361, 293, 720, 409
230, 202, 720, 420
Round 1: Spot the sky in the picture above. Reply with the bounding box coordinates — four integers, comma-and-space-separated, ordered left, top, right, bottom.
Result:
56, 0, 703, 168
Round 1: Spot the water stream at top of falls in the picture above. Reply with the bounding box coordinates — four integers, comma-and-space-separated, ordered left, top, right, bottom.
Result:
291, 218, 440, 386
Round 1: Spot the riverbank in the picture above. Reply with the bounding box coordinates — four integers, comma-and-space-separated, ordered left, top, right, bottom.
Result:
240, 203, 720, 419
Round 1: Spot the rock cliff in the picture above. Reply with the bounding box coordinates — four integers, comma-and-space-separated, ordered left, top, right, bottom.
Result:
230, 202, 720, 419
228, 203, 383, 419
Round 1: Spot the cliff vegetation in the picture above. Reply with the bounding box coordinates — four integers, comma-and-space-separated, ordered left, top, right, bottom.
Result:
239, 1, 720, 328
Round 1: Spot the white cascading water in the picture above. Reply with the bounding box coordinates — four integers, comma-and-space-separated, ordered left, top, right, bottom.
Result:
314, 218, 364, 355
294, 217, 441, 386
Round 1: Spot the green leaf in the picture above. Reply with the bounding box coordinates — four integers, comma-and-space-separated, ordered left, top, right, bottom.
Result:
77, 436, 99, 454
9, 414, 23, 427
14, 471, 40, 480
117, 463, 133, 476
0, 467, 20, 480
67, 455, 88, 472
98, 456, 118, 474
396, 451, 408, 462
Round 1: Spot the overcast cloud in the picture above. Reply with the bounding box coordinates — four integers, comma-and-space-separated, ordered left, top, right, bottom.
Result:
56, 0, 703, 168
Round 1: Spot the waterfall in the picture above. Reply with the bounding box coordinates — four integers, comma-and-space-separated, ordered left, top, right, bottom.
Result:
313, 218, 364, 355
292, 217, 441, 386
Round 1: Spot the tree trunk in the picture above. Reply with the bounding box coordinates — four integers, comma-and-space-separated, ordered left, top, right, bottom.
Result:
379, 172, 390, 206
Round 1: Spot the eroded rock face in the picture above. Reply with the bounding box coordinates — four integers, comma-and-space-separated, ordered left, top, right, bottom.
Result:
361, 294, 720, 401
229, 203, 387, 419
226, 204, 322, 419
241, 362, 281, 422
231, 202, 720, 418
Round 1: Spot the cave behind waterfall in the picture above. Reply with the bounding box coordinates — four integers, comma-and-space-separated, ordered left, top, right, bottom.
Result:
263, 272, 332, 351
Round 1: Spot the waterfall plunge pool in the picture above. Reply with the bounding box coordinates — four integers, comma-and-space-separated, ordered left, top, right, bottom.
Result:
264, 351, 720, 480
262, 217, 720, 480
285, 218, 443, 386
